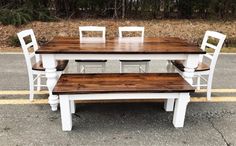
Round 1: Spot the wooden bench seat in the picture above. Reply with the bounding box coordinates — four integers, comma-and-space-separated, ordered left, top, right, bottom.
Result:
53, 73, 195, 131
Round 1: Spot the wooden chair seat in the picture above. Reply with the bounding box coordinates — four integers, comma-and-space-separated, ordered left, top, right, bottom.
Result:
171, 60, 210, 72
75, 60, 107, 62
32, 60, 69, 71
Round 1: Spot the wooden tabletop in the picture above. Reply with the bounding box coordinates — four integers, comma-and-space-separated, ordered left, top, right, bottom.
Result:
36, 37, 205, 54
52, 73, 195, 94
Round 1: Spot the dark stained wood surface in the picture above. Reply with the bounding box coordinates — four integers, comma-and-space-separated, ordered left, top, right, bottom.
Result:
36, 37, 205, 54
171, 60, 210, 72
32, 60, 69, 71
75, 60, 107, 62
52, 73, 195, 95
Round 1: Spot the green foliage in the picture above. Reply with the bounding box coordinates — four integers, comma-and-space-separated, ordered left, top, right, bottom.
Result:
0, 0, 235, 24
226, 38, 236, 47
0, 8, 32, 26
0, 0, 54, 26
8, 35, 21, 47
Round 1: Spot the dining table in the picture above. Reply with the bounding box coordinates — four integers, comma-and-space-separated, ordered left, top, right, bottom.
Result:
36, 37, 206, 111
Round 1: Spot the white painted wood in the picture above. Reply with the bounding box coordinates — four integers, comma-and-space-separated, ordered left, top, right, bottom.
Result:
41, 53, 199, 111
17, 29, 47, 101
68, 93, 180, 100
118, 26, 149, 73
42, 54, 60, 111
172, 31, 226, 100
58, 92, 190, 131
182, 55, 199, 85
173, 93, 190, 128
77, 26, 107, 73
164, 99, 175, 112
54, 53, 188, 60
70, 100, 76, 114
59, 95, 72, 131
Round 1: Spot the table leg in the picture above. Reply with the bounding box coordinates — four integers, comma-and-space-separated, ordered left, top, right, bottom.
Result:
173, 93, 190, 128
164, 99, 175, 112
182, 55, 199, 85
60, 95, 72, 131
42, 55, 59, 111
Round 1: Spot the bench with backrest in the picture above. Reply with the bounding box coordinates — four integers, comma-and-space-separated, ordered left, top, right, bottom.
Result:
53, 73, 195, 131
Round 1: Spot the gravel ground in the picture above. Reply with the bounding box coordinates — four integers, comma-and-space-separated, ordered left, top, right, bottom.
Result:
1, 19, 236, 51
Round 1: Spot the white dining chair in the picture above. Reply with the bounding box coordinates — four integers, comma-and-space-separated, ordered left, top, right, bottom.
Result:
17, 29, 68, 101
118, 26, 150, 73
75, 26, 107, 73
171, 31, 226, 100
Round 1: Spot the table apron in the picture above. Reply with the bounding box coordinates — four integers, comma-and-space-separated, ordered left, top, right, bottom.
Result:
52, 54, 191, 60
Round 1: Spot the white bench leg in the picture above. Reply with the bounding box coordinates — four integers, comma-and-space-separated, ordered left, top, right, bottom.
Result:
164, 99, 175, 112
70, 100, 76, 114
59, 95, 72, 131
173, 93, 190, 128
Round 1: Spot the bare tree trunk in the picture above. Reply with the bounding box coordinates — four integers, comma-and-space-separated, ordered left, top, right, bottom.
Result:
49, 0, 56, 17
113, 0, 118, 19
122, 0, 125, 19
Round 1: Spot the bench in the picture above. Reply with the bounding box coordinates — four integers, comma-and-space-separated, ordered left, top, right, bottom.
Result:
52, 73, 195, 131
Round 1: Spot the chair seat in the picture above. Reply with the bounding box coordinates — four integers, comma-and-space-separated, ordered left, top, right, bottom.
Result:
75, 60, 107, 62
32, 60, 69, 71
120, 60, 150, 62
171, 60, 210, 72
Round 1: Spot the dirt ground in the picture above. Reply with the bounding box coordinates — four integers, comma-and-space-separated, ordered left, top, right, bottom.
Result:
0, 19, 235, 51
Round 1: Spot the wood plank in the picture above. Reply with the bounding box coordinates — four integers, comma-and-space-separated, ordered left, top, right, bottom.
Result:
52, 73, 195, 94
36, 37, 205, 54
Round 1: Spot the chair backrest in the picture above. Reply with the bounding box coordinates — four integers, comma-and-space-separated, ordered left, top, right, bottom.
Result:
17, 29, 40, 75
199, 31, 226, 72
79, 26, 106, 43
118, 26, 144, 43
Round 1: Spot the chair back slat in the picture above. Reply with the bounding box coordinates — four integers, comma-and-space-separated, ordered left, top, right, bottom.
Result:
205, 43, 218, 50
118, 26, 144, 43
79, 26, 106, 43
204, 53, 213, 60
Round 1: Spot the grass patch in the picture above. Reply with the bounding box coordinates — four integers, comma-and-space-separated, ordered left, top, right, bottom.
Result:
206, 47, 236, 53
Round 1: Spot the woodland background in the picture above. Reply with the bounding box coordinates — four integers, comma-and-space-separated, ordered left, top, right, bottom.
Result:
0, 0, 235, 51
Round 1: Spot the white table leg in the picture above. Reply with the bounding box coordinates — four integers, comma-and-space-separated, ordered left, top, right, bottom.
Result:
70, 100, 76, 114
42, 54, 59, 111
173, 93, 190, 128
182, 55, 199, 85
60, 95, 72, 131
164, 99, 175, 112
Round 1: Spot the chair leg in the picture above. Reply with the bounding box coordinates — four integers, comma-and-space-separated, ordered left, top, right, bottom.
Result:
70, 100, 76, 114
139, 65, 143, 73
29, 75, 34, 101
145, 62, 149, 73
197, 76, 201, 90
166, 60, 175, 73
77, 63, 80, 73
80, 64, 86, 73
101, 63, 106, 73
37, 75, 41, 91
164, 99, 175, 112
207, 74, 213, 100
120, 62, 124, 73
